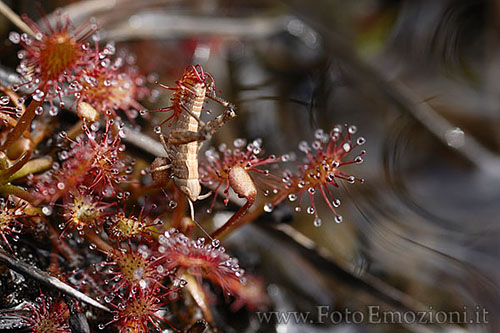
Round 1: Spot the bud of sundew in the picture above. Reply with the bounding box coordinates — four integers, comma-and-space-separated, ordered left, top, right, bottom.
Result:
77, 102, 100, 123
267, 125, 366, 226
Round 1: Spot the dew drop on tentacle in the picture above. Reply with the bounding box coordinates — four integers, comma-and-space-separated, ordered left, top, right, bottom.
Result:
8, 31, 20, 44
233, 138, 246, 148
49, 106, 59, 116
35, 106, 44, 115
0, 96, 10, 105
42, 206, 53, 216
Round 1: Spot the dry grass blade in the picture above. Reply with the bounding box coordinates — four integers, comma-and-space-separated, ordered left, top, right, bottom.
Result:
0, 249, 111, 313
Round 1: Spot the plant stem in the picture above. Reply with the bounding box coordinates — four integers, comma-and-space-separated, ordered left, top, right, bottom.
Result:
1, 96, 45, 150
0, 150, 32, 184
9, 156, 52, 181
67, 120, 83, 139
211, 196, 255, 239
85, 232, 112, 253
0, 184, 36, 203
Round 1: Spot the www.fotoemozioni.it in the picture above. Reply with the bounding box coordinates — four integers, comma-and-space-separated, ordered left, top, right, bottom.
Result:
257, 305, 489, 326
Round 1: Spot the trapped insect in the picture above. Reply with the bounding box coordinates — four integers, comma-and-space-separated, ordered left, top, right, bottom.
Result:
150, 65, 216, 127
150, 65, 236, 209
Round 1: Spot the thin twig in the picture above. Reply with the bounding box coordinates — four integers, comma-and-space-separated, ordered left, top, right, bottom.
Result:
44, 0, 179, 27
0, 1, 35, 36
0, 249, 111, 313
121, 126, 167, 157
103, 13, 290, 41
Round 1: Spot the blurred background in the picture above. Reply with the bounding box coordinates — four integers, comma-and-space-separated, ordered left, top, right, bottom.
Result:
1, 0, 499, 332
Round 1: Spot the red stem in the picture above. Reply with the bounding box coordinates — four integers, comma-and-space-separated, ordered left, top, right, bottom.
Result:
46, 221, 81, 265
210, 195, 255, 239
1, 87, 47, 150
85, 232, 112, 253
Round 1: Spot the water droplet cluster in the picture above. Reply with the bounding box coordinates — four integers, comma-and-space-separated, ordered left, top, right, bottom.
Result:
266, 125, 366, 225
157, 229, 247, 289
30, 123, 131, 202
70, 48, 151, 122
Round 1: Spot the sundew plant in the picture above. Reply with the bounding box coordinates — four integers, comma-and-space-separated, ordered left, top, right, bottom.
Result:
0, 3, 365, 331
0, 1, 497, 333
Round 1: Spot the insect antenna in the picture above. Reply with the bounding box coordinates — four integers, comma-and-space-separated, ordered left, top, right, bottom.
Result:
187, 198, 214, 243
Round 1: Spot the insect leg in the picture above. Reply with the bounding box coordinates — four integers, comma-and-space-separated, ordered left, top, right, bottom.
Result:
181, 103, 206, 127
205, 94, 235, 110
167, 111, 236, 144
168, 129, 205, 145
198, 108, 236, 141
151, 133, 173, 187
159, 133, 169, 152
149, 164, 171, 173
